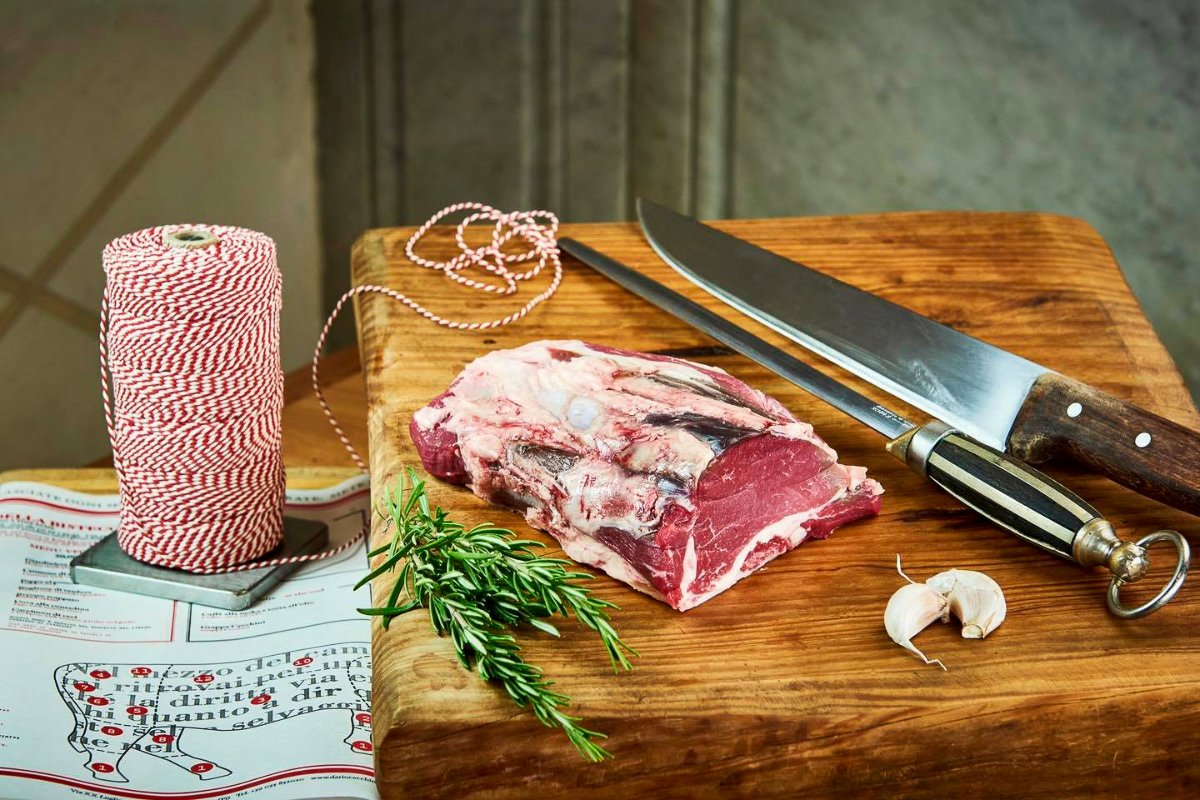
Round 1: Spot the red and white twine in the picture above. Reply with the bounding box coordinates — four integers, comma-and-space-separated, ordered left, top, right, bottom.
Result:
102, 225, 292, 572
102, 205, 559, 573
313, 202, 562, 470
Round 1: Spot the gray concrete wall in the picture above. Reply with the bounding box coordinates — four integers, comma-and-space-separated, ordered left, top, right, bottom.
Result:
318, 0, 1198, 402
0, 0, 321, 469
1, 1, 1194, 471
731, 0, 1199, 402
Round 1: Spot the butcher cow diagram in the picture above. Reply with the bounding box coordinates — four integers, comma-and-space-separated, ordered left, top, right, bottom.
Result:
53, 642, 371, 784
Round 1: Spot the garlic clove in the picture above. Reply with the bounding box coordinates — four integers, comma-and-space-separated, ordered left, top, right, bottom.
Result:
884, 582, 950, 670
926, 569, 1006, 639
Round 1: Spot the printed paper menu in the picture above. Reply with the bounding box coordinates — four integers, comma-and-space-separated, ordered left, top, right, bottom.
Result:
0, 477, 378, 800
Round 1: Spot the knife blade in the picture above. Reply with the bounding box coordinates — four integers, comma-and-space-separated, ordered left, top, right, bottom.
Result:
637, 199, 1200, 517
559, 236, 1188, 617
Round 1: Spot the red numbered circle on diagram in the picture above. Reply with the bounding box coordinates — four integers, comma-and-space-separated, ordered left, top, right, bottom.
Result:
86, 697, 109, 706
91, 763, 115, 774
194, 674, 214, 684
352, 741, 373, 753
191, 763, 214, 774
90, 669, 112, 680
131, 667, 152, 676
100, 726, 123, 736
250, 694, 270, 706
152, 734, 174, 744
355, 712, 372, 725
127, 706, 149, 716
74, 682, 96, 693
293, 657, 313, 667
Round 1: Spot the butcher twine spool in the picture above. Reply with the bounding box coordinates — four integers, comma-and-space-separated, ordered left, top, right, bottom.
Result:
101, 226, 337, 574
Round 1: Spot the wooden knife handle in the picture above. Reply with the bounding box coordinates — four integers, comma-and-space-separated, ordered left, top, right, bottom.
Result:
1009, 373, 1200, 516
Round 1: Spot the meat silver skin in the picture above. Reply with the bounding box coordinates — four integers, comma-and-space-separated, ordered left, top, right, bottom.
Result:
411, 340, 882, 610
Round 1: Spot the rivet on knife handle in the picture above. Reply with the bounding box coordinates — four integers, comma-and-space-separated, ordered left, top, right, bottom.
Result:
888, 421, 1190, 618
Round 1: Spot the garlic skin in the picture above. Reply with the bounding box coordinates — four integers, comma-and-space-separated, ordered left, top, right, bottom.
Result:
884, 582, 950, 670
926, 569, 1006, 639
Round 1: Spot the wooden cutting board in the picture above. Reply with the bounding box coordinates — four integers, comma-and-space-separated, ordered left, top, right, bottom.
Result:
352, 213, 1200, 799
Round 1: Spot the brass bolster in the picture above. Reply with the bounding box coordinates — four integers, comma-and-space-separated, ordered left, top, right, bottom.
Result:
1072, 518, 1150, 583
885, 420, 955, 476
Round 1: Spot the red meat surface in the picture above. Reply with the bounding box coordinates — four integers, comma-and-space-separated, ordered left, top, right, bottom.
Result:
411, 340, 882, 610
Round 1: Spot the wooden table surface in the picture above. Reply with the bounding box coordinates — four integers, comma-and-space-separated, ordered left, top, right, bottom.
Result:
347, 213, 1199, 798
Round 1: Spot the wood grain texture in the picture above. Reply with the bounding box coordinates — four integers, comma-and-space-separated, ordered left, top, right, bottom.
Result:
351, 213, 1200, 798
1011, 372, 1200, 515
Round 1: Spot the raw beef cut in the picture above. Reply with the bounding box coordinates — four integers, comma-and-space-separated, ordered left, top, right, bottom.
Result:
411, 340, 883, 610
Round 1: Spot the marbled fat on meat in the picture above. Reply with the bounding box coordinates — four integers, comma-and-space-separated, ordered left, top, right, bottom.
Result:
410, 340, 883, 610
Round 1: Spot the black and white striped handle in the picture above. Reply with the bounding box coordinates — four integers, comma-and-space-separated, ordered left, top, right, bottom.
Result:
889, 420, 1190, 618
904, 421, 1095, 560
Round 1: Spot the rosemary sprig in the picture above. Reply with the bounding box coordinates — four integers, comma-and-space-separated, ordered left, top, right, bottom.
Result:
356, 467, 637, 761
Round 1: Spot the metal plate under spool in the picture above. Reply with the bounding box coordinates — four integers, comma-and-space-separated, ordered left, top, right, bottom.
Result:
69, 517, 329, 611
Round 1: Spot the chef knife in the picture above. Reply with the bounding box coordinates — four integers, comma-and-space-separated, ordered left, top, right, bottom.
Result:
559, 237, 1188, 618
636, 199, 1200, 517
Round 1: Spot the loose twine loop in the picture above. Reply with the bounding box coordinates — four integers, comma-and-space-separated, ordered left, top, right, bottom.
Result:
313, 202, 562, 472
103, 204, 560, 573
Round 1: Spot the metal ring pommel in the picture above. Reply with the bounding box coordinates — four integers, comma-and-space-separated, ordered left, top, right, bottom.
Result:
1106, 530, 1190, 619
